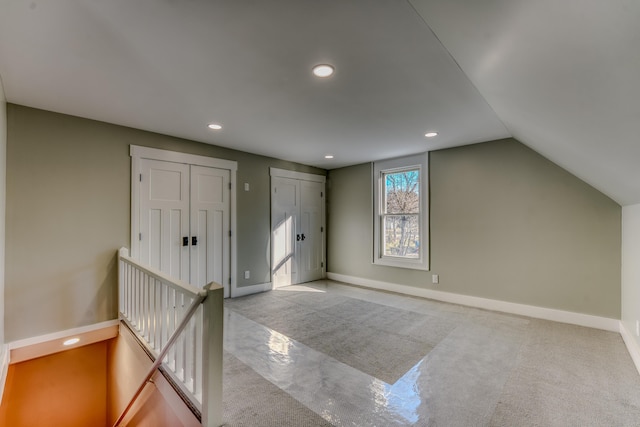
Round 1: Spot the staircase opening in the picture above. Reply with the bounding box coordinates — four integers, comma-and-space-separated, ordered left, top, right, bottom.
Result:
0, 248, 223, 426
0, 322, 204, 427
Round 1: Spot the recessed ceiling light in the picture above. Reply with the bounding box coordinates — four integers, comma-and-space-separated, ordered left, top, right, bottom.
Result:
313, 64, 335, 78
325, 155, 334, 159
63, 337, 80, 346
425, 132, 438, 138
208, 123, 222, 130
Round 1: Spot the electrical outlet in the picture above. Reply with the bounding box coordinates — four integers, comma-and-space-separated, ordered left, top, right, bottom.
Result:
244, 183, 250, 191
432, 274, 439, 284
244, 270, 250, 279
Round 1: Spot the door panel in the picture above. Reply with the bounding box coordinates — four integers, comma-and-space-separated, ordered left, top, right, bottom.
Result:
149, 169, 184, 201
190, 165, 229, 293
139, 159, 190, 281
271, 177, 299, 288
299, 180, 323, 283
148, 209, 161, 269
169, 209, 184, 275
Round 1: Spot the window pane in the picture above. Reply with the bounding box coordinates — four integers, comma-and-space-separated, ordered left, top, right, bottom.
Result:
383, 214, 419, 258
384, 170, 420, 214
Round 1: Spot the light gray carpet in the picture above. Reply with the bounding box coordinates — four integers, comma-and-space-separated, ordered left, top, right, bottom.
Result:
223, 351, 332, 427
225, 290, 457, 383
227, 292, 455, 384
223, 281, 640, 426
489, 320, 640, 426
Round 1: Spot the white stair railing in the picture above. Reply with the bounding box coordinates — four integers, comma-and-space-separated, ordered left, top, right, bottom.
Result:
117, 247, 223, 427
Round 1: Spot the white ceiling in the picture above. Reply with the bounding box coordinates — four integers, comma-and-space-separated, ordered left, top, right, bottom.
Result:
0, 0, 638, 205
411, 0, 640, 205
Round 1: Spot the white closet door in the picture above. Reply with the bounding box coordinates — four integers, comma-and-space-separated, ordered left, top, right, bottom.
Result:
271, 174, 325, 287
139, 159, 190, 282
299, 180, 324, 283
190, 165, 230, 292
271, 176, 299, 288
132, 145, 237, 297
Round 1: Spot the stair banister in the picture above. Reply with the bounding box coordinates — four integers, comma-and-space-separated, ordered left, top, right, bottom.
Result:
113, 287, 206, 427
117, 247, 223, 426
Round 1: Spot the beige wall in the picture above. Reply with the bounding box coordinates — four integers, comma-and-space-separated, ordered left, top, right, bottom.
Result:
5, 104, 324, 341
327, 138, 621, 318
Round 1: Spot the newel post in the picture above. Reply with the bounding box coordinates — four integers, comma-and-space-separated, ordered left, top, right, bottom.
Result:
117, 247, 129, 316
201, 282, 224, 427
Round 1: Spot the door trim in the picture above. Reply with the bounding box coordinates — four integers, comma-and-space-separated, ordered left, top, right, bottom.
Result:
130, 145, 237, 297
270, 167, 326, 183
269, 168, 326, 286
131, 145, 238, 171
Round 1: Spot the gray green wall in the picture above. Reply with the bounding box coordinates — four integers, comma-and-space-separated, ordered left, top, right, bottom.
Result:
4, 106, 624, 340
0, 78, 6, 347
5, 104, 324, 341
328, 138, 621, 318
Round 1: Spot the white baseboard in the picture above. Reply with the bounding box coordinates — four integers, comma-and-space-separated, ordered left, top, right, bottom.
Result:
8, 319, 120, 364
620, 321, 640, 375
327, 272, 620, 332
232, 282, 272, 298
0, 344, 9, 404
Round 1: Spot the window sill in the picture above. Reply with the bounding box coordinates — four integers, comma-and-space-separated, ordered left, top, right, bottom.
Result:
373, 257, 429, 271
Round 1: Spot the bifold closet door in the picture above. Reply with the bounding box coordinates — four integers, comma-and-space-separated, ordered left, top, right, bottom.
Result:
298, 180, 323, 284
139, 159, 190, 282
138, 159, 229, 290
271, 176, 299, 288
189, 165, 230, 289
271, 176, 324, 287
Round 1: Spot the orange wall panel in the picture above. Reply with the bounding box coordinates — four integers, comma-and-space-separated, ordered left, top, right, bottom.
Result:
0, 325, 200, 427
0, 342, 108, 427
107, 325, 200, 427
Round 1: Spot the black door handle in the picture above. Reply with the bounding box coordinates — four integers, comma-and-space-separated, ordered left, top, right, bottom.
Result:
192, 236, 198, 246
183, 236, 189, 247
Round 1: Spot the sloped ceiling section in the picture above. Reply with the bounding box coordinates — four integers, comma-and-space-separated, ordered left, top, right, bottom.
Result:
410, 0, 640, 205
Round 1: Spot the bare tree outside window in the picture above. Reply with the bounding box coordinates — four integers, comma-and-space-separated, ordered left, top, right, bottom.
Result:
383, 169, 420, 258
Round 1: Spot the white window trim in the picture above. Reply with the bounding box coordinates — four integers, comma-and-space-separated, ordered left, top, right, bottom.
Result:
373, 152, 430, 270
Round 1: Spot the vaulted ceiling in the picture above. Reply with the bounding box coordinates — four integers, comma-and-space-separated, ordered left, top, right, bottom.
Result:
0, 0, 638, 204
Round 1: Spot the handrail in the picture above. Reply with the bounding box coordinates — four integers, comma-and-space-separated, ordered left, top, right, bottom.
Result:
119, 249, 201, 297
113, 289, 207, 427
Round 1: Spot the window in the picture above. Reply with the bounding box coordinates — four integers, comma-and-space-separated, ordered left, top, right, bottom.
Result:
373, 153, 429, 270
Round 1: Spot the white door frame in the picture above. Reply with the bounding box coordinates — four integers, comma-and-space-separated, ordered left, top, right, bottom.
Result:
130, 145, 238, 297
270, 167, 326, 286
